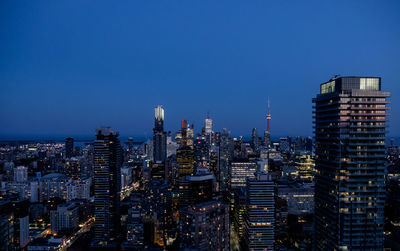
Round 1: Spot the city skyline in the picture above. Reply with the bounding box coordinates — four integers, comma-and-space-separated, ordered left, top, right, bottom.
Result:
1, 1, 400, 137
1, 1, 400, 250
0, 76, 397, 250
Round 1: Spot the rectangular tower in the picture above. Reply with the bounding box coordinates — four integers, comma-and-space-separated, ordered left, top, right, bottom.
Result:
243, 172, 275, 250
313, 76, 390, 250
93, 127, 122, 247
205, 118, 213, 135
65, 137, 74, 158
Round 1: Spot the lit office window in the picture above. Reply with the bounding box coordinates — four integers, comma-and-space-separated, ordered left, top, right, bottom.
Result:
360, 78, 379, 90
321, 81, 335, 94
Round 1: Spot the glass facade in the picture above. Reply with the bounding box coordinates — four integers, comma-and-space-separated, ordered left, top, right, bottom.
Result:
313, 76, 390, 251
320, 77, 381, 94
321, 81, 335, 94
360, 78, 379, 91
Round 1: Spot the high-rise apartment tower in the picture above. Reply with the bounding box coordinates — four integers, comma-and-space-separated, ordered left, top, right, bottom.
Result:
93, 127, 122, 247
313, 76, 390, 250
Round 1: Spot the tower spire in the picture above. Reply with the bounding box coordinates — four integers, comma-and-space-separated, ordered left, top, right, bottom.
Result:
266, 97, 271, 133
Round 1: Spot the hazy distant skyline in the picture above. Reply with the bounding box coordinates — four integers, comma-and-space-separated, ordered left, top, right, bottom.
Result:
1, 1, 400, 138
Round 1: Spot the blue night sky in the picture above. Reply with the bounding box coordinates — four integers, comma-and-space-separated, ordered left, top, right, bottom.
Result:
1, 1, 400, 140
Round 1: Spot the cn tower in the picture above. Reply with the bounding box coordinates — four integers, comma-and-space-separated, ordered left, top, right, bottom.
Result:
266, 97, 271, 133
264, 97, 271, 148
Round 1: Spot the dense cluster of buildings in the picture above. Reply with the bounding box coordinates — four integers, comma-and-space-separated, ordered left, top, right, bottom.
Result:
0, 76, 399, 250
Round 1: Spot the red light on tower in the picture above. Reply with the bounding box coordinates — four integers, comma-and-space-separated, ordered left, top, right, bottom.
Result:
266, 98, 271, 133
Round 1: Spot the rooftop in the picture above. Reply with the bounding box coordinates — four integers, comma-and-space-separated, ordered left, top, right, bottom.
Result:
95, 127, 118, 136
320, 76, 382, 94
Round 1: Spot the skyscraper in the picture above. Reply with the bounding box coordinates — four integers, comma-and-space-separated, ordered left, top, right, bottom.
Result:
177, 146, 194, 178
125, 206, 144, 249
194, 137, 209, 168
92, 127, 122, 247
181, 120, 188, 147
151, 161, 165, 180
178, 167, 215, 208
313, 76, 390, 250
219, 129, 232, 197
230, 159, 258, 190
65, 137, 74, 158
243, 172, 275, 250
128, 137, 134, 154
251, 128, 260, 153
153, 105, 167, 162
205, 117, 213, 135
264, 98, 272, 148
12, 199, 30, 249
279, 137, 290, 153
180, 120, 194, 148
0, 201, 15, 250
205, 116, 213, 146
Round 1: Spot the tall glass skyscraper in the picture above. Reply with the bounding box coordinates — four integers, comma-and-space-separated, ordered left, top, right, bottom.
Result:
313, 76, 390, 250
92, 127, 122, 247
205, 117, 213, 135
153, 105, 167, 162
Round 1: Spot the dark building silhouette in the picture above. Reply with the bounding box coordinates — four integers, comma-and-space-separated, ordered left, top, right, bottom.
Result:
65, 137, 74, 158
0, 201, 15, 251
128, 137, 134, 154
178, 167, 215, 208
151, 161, 165, 180
251, 128, 260, 153
313, 76, 390, 250
181, 120, 188, 147
92, 127, 122, 248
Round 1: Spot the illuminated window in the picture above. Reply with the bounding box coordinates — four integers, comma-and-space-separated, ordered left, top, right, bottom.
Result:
321, 81, 335, 94
360, 78, 379, 91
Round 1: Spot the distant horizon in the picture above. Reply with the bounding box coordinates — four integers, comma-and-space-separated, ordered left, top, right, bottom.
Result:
1, 133, 399, 143
0, 133, 313, 142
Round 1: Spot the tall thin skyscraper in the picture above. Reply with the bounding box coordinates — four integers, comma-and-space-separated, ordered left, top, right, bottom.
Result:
153, 105, 167, 161
205, 115, 213, 146
180, 120, 189, 147
92, 127, 122, 247
65, 137, 74, 158
128, 137, 134, 154
313, 76, 390, 250
243, 171, 275, 250
251, 128, 260, 153
205, 116, 213, 135
219, 129, 232, 196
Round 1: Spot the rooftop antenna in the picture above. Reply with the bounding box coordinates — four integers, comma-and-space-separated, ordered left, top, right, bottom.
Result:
331, 74, 340, 81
